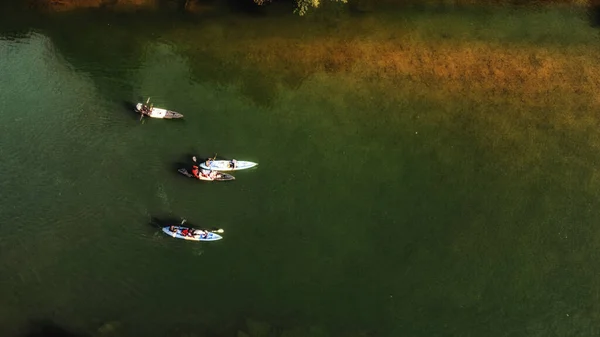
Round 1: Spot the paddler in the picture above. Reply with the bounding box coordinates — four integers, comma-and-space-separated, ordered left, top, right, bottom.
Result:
191, 165, 200, 179
205, 157, 213, 168
200, 169, 212, 179
228, 159, 237, 169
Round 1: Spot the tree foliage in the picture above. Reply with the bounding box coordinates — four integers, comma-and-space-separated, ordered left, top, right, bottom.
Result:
253, 0, 348, 15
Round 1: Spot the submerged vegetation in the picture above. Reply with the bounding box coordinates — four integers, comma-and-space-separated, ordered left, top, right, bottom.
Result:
160, 5, 600, 178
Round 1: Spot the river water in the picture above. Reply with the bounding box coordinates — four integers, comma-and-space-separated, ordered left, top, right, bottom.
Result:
1, 3, 600, 337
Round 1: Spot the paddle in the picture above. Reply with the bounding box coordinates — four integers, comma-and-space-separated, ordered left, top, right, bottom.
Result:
193, 154, 217, 167
139, 97, 150, 121
208, 154, 217, 177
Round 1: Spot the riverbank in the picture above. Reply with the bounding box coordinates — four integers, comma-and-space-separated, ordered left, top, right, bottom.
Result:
21, 0, 218, 13
19, 0, 597, 14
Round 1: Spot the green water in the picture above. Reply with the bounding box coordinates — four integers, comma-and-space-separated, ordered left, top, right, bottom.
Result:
1, 3, 600, 337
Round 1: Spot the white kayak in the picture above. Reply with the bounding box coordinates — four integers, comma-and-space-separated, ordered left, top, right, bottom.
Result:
162, 226, 222, 241
135, 103, 183, 119
199, 160, 258, 171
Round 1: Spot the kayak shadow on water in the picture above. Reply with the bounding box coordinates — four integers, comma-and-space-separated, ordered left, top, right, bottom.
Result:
121, 100, 140, 121
20, 319, 85, 337
149, 216, 183, 229
172, 161, 189, 175
170, 153, 210, 172
150, 216, 219, 232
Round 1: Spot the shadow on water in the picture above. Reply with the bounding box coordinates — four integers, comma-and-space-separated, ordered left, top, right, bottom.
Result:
121, 100, 142, 120
26, 12, 163, 102
0, 0, 296, 108
150, 216, 222, 231
21, 320, 85, 337
216, 0, 298, 16
223, 0, 268, 15
587, 2, 600, 27
149, 216, 185, 229
172, 161, 188, 173
170, 153, 197, 172
0, 0, 35, 36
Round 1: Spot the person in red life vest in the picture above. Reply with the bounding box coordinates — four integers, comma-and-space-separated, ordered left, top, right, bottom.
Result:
191, 165, 200, 179
181, 228, 189, 236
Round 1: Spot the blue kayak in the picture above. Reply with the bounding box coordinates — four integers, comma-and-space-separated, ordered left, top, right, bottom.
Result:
162, 226, 223, 241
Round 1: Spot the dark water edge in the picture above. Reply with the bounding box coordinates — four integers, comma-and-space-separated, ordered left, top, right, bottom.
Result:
2, 2, 600, 337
